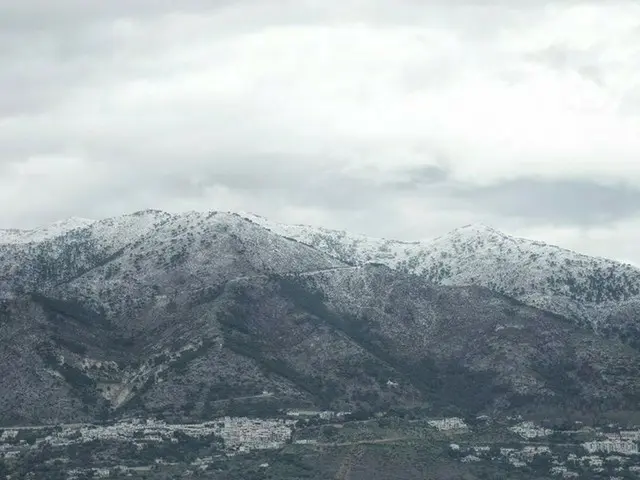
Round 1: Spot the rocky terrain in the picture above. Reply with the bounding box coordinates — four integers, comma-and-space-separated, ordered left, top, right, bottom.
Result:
1, 209, 640, 478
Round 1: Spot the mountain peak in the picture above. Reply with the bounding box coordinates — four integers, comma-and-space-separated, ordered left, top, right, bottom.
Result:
130, 209, 168, 217
50, 216, 96, 228
457, 223, 500, 233
428, 223, 512, 248
451, 223, 510, 238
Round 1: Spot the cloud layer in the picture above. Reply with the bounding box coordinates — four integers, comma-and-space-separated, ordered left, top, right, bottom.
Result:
1, 0, 640, 263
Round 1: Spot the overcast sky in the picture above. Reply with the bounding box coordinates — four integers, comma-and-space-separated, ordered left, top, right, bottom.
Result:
1, 1, 640, 264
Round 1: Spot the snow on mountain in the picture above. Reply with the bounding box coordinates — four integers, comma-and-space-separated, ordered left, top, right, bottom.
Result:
82, 209, 174, 252
240, 212, 424, 268
21, 211, 348, 328
239, 213, 640, 332
0, 210, 177, 294
0, 217, 96, 244
2, 209, 640, 336
3, 209, 640, 425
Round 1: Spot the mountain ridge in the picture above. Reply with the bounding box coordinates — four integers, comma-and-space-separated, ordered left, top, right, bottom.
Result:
1, 208, 640, 427
241, 211, 640, 339
1, 209, 633, 268
3, 209, 639, 335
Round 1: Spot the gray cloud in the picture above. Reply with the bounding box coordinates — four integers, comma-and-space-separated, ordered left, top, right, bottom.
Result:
387, 165, 452, 190
0, 1, 226, 30
524, 45, 606, 84
451, 179, 640, 226
1, 0, 640, 263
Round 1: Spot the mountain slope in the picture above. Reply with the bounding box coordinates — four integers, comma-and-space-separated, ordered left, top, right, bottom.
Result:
244, 214, 640, 339
0, 295, 120, 425
0, 210, 347, 307
52, 211, 349, 329
3, 264, 640, 426
2, 209, 640, 426
0, 210, 172, 296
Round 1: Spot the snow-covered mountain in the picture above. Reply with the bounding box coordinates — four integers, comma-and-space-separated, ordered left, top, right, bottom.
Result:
0, 210, 347, 315
244, 213, 640, 334
0, 217, 96, 245
2, 209, 640, 337
2, 209, 640, 426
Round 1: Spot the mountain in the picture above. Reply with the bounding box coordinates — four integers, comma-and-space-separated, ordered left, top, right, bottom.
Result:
0, 217, 96, 245
244, 213, 640, 345
1, 210, 640, 429
0, 210, 346, 302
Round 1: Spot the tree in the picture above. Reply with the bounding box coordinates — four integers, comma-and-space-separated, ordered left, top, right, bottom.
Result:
322, 425, 339, 439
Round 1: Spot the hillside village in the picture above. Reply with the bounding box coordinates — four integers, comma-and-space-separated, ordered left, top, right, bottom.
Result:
1, 413, 639, 478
